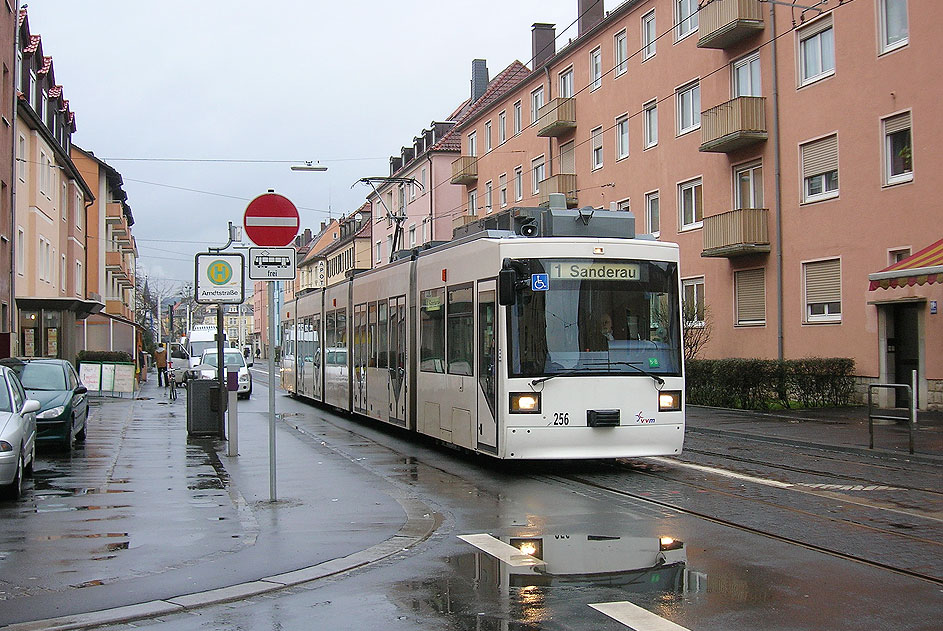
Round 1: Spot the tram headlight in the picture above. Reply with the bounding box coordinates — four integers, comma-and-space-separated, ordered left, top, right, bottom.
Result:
509, 392, 541, 414
658, 390, 682, 411
659, 536, 684, 551
510, 537, 543, 560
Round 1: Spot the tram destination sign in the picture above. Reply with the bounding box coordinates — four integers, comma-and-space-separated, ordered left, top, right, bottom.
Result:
195, 252, 245, 304
548, 261, 640, 281
248, 247, 296, 281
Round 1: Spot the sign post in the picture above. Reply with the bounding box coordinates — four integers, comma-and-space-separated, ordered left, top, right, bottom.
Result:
244, 192, 300, 503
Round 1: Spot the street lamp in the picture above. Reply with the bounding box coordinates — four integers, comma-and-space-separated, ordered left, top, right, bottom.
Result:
290, 161, 328, 172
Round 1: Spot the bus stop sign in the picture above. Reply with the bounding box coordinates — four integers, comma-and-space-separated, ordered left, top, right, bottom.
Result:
243, 192, 299, 247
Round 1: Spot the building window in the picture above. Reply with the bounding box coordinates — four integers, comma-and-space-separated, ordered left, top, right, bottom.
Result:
733, 52, 762, 97
645, 191, 660, 236
614, 31, 627, 76
61, 254, 66, 293
499, 111, 507, 144
422, 219, 430, 243
16, 227, 24, 274
499, 174, 508, 207
514, 166, 523, 201
591, 127, 604, 170
735, 162, 764, 209
409, 225, 416, 247
16, 135, 25, 181
531, 157, 545, 195
76, 261, 83, 295
676, 0, 699, 41
799, 16, 834, 86
676, 81, 700, 135
485, 180, 493, 212
804, 258, 841, 322
531, 87, 544, 124
61, 182, 67, 221
735, 268, 766, 326
513, 101, 522, 135
644, 100, 658, 148
679, 178, 703, 230
421, 167, 426, 191
375, 241, 381, 263
642, 10, 657, 60
615, 116, 629, 160
559, 140, 575, 174
467, 131, 477, 157
880, 0, 908, 53
39, 151, 49, 195
468, 189, 478, 215
883, 112, 912, 185
616, 199, 630, 211
485, 121, 492, 153
559, 67, 574, 98
590, 47, 602, 90
682, 277, 705, 327
889, 247, 910, 265
800, 134, 839, 202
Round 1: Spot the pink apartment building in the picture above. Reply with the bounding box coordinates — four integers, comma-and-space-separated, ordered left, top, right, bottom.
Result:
441, 0, 939, 408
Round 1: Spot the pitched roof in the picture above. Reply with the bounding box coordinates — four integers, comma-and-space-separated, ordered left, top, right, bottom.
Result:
24, 34, 41, 55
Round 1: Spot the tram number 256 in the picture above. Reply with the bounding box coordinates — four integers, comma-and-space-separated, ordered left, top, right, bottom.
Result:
552, 412, 570, 426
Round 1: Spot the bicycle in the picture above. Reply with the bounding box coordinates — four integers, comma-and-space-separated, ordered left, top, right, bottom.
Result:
167, 364, 177, 402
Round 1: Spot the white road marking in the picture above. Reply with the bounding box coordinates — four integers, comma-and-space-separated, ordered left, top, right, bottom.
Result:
589, 601, 692, 630
457, 534, 546, 568
647, 457, 794, 489
799, 483, 901, 491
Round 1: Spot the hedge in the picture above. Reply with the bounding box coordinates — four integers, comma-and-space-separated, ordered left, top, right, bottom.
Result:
76, 350, 134, 364
686, 357, 855, 410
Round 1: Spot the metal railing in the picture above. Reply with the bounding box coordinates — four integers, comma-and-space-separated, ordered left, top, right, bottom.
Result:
867, 370, 917, 454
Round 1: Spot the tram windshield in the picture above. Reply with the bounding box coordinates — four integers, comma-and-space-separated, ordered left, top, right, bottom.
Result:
506, 258, 682, 378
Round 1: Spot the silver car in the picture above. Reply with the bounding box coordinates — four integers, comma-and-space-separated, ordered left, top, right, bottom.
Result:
0, 365, 41, 501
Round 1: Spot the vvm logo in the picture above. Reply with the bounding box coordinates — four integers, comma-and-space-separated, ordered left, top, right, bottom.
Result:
635, 411, 656, 424
207, 260, 233, 285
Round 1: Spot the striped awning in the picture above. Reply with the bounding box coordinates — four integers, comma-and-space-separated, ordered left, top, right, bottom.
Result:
868, 238, 943, 290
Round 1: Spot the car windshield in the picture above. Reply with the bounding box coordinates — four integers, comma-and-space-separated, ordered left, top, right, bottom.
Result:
506, 258, 682, 378
0, 375, 10, 412
202, 352, 245, 368
190, 341, 217, 358
10, 362, 67, 390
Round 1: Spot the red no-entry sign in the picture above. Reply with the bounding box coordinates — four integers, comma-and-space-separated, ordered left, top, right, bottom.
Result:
243, 193, 299, 247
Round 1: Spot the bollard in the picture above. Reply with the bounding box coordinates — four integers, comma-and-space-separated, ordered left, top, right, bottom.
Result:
226, 365, 239, 456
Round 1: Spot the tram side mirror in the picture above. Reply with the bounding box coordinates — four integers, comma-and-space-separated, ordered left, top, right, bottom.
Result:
499, 268, 517, 306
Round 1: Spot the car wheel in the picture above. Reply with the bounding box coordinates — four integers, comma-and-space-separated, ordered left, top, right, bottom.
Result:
76, 413, 87, 442
1, 453, 24, 501
24, 442, 35, 477
62, 417, 74, 452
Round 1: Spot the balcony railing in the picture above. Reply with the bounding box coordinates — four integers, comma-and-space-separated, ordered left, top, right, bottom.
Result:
699, 96, 767, 153
106, 249, 131, 281
697, 0, 765, 49
701, 208, 770, 257
106, 202, 129, 235
450, 156, 478, 185
537, 98, 576, 137
537, 174, 578, 208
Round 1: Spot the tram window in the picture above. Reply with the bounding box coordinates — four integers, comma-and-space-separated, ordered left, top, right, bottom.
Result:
368, 302, 378, 367
420, 288, 446, 373
377, 301, 388, 368
335, 309, 347, 348
326, 311, 336, 349
447, 284, 474, 376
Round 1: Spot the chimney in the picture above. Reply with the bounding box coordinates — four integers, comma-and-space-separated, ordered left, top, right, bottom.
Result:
532, 23, 556, 69
471, 59, 489, 103
578, 0, 605, 37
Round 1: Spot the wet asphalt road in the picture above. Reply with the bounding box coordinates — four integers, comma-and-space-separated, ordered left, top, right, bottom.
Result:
1, 368, 941, 630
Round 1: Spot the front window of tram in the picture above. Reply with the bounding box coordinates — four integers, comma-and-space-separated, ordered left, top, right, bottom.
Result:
506, 259, 682, 378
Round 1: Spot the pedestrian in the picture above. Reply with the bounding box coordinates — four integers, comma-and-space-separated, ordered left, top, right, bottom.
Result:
155, 343, 169, 387
255, 347, 261, 360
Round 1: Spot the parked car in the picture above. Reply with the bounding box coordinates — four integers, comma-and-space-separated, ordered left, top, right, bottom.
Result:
168, 342, 190, 385
196, 349, 252, 399
0, 358, 89, 451
0, 365, 40, 500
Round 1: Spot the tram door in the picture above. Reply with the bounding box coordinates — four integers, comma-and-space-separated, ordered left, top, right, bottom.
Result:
310, 315, 322, 400
389, 295, 408, 425
477, 282, 498, 452
353, 304, 368, 413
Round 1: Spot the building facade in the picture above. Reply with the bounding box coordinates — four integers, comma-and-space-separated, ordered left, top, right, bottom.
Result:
0, 1, 15, 357
441, 0, 938, 407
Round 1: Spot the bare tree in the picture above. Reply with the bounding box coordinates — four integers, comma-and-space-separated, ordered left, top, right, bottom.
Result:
682, 303, 712, 361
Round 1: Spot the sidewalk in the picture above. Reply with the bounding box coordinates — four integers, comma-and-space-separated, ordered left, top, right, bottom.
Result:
686, 404, 943, 462
0, 378, 434, 630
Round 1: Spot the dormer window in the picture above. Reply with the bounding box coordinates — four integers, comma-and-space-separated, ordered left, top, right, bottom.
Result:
39, 87, 46, 121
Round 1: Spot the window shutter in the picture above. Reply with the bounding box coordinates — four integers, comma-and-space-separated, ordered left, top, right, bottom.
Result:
801, 135, 838, 178
799, 14, 832, 39
805, 259, 841, 304
884, 112, 911, 135
736, 269, 766, 324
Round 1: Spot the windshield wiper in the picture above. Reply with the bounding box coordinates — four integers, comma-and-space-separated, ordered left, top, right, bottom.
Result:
530, 368, 586, 386
582, 361, 665, 386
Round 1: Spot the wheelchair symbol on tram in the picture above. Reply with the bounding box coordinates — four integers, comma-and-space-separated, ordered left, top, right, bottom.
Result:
531, 273, 549, 291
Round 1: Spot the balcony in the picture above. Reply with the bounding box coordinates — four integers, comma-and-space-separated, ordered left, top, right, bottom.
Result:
452, 214, 478, 233
450, 156, 478, 185
106, 249, 131, 281
699, 96, 767, 153
536, 98, 576, 137
697, 0, 764, 49
701, 208, 770, 258
105, 202, 128, 234
537, 174, 578, 208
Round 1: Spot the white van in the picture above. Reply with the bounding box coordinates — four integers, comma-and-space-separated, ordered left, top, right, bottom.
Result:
187, 326, 224, 375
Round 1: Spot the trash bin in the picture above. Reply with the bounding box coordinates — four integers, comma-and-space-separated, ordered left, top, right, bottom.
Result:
187, 378, 223, 436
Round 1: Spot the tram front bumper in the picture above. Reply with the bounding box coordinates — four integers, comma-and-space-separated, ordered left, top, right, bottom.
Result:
502, 423, 684, 460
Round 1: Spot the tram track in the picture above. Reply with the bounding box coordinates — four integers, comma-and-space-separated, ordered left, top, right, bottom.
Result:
559, 466, 943, 587
679, 446, 943, 495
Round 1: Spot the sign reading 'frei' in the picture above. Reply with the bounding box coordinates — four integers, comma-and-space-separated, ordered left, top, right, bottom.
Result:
195, 252, 245, 304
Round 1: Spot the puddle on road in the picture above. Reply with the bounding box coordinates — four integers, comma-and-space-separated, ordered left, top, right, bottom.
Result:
395, 529, 705, 629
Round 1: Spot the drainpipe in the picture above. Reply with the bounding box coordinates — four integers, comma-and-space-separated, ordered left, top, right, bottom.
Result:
9, 0, 21, 352
770, 3, 784, 361
428, 155, 433, 242
84, 198, 93, 302
544, 66, 553, 179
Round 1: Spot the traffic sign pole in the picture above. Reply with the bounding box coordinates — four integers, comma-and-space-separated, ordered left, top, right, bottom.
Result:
269, 280, 277, 502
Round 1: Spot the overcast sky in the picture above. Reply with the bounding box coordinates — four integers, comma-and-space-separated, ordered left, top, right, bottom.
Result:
22, 0, 597, 290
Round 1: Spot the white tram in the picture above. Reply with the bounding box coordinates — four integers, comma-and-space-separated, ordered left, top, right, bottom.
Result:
280, 205, 685, 459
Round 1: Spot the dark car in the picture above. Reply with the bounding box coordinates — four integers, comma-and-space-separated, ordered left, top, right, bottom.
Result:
0, 358, 88, 451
